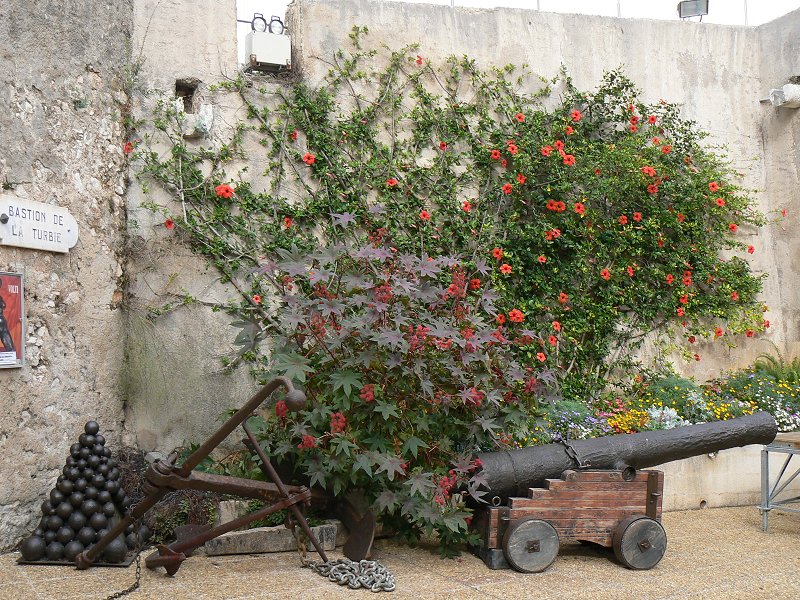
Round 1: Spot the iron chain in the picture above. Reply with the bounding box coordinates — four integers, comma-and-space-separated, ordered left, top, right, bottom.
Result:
307, 558, 396, 593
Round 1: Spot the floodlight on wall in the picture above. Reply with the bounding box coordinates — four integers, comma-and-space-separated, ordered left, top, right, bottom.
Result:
236, 13, 285, 35
678, 0, 709, 19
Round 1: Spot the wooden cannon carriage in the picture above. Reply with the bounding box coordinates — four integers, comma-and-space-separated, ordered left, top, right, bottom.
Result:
472, 468, 666, 572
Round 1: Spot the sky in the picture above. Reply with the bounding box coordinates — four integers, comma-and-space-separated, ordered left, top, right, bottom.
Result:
237, 0, 800, 64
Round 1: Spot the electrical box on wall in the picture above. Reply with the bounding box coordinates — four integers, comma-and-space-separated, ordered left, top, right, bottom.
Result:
245, 31, 291, 71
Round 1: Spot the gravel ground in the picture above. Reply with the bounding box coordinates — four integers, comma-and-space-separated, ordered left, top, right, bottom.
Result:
2, 506, 800, 600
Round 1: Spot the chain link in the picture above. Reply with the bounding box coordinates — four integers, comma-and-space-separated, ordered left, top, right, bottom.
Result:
307, 558, 396, 593
101, 503, 146, 600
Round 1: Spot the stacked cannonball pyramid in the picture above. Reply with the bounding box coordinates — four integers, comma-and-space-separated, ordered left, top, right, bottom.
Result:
18, 421, 149, 564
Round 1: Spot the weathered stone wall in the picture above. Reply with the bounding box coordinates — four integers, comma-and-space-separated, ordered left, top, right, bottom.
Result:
0, 0, 133, 549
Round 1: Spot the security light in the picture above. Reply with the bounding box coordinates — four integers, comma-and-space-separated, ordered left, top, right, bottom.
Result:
268, 16, 285, 35
678, 0, 709, 19
251, 13, 268, 32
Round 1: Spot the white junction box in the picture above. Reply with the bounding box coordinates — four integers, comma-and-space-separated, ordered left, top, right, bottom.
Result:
245, 31, 291, 71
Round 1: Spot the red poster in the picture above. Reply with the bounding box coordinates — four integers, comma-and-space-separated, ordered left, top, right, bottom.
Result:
0, 272, 23, 367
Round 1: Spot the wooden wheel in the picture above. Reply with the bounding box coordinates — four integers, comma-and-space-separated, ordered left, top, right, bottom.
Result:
612, 515, 667, 570
502, 519, 559, 573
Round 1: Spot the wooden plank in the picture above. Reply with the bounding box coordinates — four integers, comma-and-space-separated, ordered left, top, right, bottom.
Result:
775, 432, 800, 448
537, 481, 650, 492
510, 498, 650, 511
509, 507, 650, 520
521, 489, 651, 503
561, 470, 654, 482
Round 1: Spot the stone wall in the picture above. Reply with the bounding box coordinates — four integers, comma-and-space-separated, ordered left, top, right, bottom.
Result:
0, 0, 133, 550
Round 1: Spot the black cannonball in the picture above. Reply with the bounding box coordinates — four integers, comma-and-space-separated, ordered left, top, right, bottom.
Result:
125, 524, 135, 535
76, 457, 88, 468
108, 468, 120, 482
104, 481, 119, 495
84, 487, 99, 500
125, 533, 138, 549
89, 513, 108, 531
81, 499, 99, 517
102, 502, 116, 518
77, 526, 96, 546
43, 530, 57, 544
55, 502, 73, 520
112, 488, 126, 503
46, 515, 63, 532
96, 528, 109, 541
67, 512, 87, 531
95, 434, 105, 446
74, 478, 88, 492
84, 435, 97, 448
49, 489, 64, 505
103, 537, 127, 564
84, 421, 100, 435
119, 497, 132, 512
97, 463, 110, 476
107, 458, 117, 469
97, 490, 111, 504
91, 474, 105, 488
65, 456, 78, 467
20, 535, 47, 561
56, 526, 75, 545
57, 479, 74, 495
103, 447, 112, 458
87, 455, 100, 470
69, 492, 85, 508
63, 540, 84, 562
56, 475, 65, 485
78, 433, 89, 446
91, 446, 104, 460
66, 467, 81, 482
138, 525, 151, 543
41, 500, 54, 516
32, 527, 44, 538
70, 443, 82, 458
45, 541, 64, 561
79, 447, 91, 459
38, 516, 48, 531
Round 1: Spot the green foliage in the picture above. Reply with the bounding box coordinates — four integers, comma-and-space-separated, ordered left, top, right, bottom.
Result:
754, 343, 800, 384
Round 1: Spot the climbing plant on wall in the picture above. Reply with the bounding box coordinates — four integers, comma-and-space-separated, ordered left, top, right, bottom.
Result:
134, 27, 768, 552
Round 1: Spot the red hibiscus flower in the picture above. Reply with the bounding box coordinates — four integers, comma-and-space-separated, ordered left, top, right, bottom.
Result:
470, 278, 481, 290
515, 112, 525, 122
618, 215, 628, 225
764, 320, 771, 328
500, 263, 512, 274
708, 181, 719, 192
536, 352, 546, 362
630, 115, 640, 125
748, 245, 755, 254
165, 218, 175, 230
729, 223, 738, 232
647, 183, 659, 194
666, 274, 675, 284
516, 173, 527, 184
501, 159, 508, 168
652, 137, 660, 145
492, 247, 503, 259
416, 55, 423, 65
122, 141, 134, 154
574, 202, 585, 215
570, 109, 582, 122
552, 320, 562, 331
554, 140, 565, 151
546, 335, 557, 346
502, 183, 513, 195
694, 354, 701, 361
715, 197, 725, 207
647, 115, 657, 124
563, 154, 576, 166
565, 126, 574, 135
537, 255, 547, 264
215, 184, 234, 198
541, 145, 553, 156
440, 141, 447, 150
629, 125, 638, 133
252, 294, 262, 304
715, 327, 723, 338
677, 307, 685, 317
633, 212, 642, 222
489, 149, 500, 160
746, 330, 754, 337
496, 313, 506, 324
677, 213, 685, 223
679, 295, 688, 305
386, 178, 398, 187
731, 291, 739, 301
302, 153, 316, 165
641, 166, 656, 177
283, 216, 293, 229
419, 210, 431, 221
661, 145, 672, 154
627, 265, 635, 277
688, 336, 696, 343
559, 292, 569, 304
658, 238, 665, 248
508, 144, 519, 155
290, 130, 299, 140
600, 268, 611, 281
508, 309, 524, 323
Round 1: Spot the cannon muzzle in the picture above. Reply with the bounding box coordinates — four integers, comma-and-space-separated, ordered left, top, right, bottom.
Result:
477, 411, 778, 500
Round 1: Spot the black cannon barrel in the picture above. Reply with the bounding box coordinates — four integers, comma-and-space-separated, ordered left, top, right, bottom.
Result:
477, 411, 778, 500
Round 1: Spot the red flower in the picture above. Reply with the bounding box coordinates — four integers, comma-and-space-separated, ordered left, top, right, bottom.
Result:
782, 208, 788, 217
492, 247, 503, 259
618, 215, 628, 225
729, 223, 738, 232
536, 352, 547, 362
515, 112, 525, 122
470, 278, 481, 290
283, 216, 293, 229
252, 294, 262, 304
708, 181, 719, 192
747, 245, 755, 254
386, 177, 398, 187
122, 141, 134, 154
661, 145, 672, 154
496, 313, 506, 324
215, 184, 235, 198
764, 319, 771, 328
419, 210, 431, 221
501, 159, 508, 168
461, 200, 472, 212
641, 166, 656, 177
658, 238, 665, 248
548, 335, 558, 346
541, 145, 553, 157
746, 330, 754, 338
633, 212, 642, 222
666, 274, 675, 285
715, 197, 726, 207
507, 144, 519, 155
694, 354, 701, 361
416, 55, 423, 65
552, 320, 562, 331
508, 309, 524, 323
715, 327, 723, 338
688, 336, 696, 344
731, 291, 739, 301
647, 115, 657, 124
554, 140, 565, 151
275, 400, 288, 418
559, 292, 569, 304
330, 412, 347, 434
679, 295, 688, 305
629, 125, 638, 133
302, 153, 316, 165
502, 183, 513, 195
594, 168, 602, 176
600, 268, 611, 281
360, 384, 375, 402
538, 255, 547, 264
677, 307, 685, 317
574, 202, 585, 215
562, 154, 576, 166
570, 109, 583, 122
565, 126, 574, 135
516, 173, 527, 184
647, 183, 659, 194
627, 265, 635, 277
440, 141, 447, 150
298, 434, 317, 449
652, 137, 660, 145
490, 149, 501, 160
500, 263, 512, 274
165, 218, 175, 230
677, 213, 685, 223
290, 130, 299, 140
630, 115, 640, 125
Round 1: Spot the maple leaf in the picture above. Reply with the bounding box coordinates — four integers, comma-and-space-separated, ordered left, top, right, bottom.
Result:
375, 490, 399, 512
401, 435, 429, 458
404, 472, 436, 497
352, 453, 373, 477
368, 203, 386, 215
474, 257, 490, 275
374, 454, 406, 481
373, 401, 400, 420
272, 351, 314, 383
331, 212, 356, 228
329, 370, 363, 397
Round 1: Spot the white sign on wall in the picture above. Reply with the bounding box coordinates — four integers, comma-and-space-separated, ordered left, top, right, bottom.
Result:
0, 195, 79, 253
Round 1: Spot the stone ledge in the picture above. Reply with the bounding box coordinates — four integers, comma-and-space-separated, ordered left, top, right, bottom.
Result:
204, 520, 339, 556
